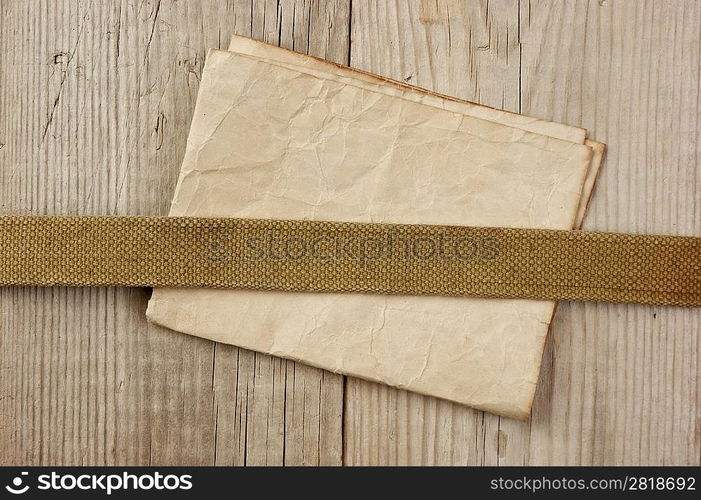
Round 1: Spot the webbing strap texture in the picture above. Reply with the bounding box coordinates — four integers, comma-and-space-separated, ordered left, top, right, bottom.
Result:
1, 216, 699, 306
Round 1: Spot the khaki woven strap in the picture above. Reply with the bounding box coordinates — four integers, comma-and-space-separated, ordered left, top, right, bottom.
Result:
0, 216, 699, 306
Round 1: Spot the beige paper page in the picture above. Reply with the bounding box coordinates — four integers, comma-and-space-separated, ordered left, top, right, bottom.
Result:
224, 35, 603, 229
216, 42, 604, 366
226, 35, 587, 143
147, 50, 593, 419
577, 139, 605, 228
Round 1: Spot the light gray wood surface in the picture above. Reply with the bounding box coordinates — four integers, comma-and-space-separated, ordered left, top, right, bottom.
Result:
1, 0, 698, 465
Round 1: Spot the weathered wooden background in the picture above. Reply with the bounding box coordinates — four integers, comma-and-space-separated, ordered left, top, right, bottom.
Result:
0, 0, 698, 465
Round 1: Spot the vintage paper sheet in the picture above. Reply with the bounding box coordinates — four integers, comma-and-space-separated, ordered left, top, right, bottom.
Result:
225, 35, 587, 143
147, 49, 594, 419
222, 35, 603, 228
577, 139, 605, 228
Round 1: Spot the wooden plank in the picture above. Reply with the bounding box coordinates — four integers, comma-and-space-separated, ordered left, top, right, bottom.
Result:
520, 0, 700, 466
0, 0, 348, 465
345, 0, 700, 465
346, 0, 521, 465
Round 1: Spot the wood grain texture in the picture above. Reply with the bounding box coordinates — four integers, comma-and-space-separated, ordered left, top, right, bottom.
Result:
520, 0, 700, 466
345, 0, 700, 465
0, 0, 698, 466
0, 0, 348, 466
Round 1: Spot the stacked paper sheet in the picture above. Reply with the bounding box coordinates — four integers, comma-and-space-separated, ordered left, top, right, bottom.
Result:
147, 36, 605, 419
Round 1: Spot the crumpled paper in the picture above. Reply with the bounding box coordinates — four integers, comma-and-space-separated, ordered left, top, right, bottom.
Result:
220, 35, 604, 229
147, 44, 600, 419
